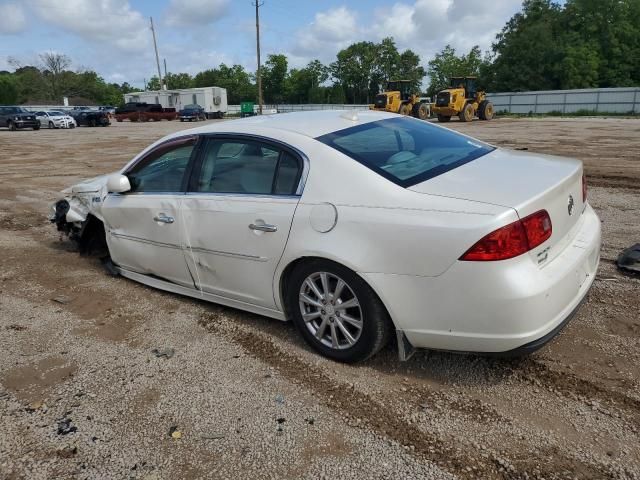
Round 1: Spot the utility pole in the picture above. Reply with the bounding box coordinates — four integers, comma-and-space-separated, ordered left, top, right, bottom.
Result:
253, 1, 264, 114
164, 58, 168, 79
150, 17, 164, 90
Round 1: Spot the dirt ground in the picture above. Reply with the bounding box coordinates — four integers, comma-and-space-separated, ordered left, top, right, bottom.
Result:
0, 116, 639, 479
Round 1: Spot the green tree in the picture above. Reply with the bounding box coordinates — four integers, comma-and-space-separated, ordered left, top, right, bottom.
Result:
262, 54, 288, 104
164, 72, 193, 89
0, 75, 19, 103
426, 45, 484, 96
192, 64, 255, 104
331, 41, 378, 103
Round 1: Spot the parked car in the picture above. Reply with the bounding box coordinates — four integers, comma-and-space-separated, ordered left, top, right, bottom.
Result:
0, 106, 40, 130
49, 111, 601, 363
99, 106, 116, 115
115, 103, 177, 122
69, 110, 110, 127
179, 104, 206, 122
35, 110, 77, 129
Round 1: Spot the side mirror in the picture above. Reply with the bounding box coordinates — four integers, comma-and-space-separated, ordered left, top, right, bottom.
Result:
106, 174, 131, 193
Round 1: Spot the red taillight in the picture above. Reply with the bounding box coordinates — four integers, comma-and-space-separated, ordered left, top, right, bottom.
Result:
460, 210, 552, 261
582, 173, 587, 203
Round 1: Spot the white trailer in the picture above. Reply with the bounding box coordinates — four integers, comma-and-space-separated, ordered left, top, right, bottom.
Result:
124, 87, 228, 118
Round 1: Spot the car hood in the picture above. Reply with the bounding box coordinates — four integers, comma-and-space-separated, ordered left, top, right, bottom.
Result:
408, 148, 581, 211
68, 174, 109, 194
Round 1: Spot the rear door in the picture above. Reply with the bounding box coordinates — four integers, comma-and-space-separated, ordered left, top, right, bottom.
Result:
101, 136, 199, 287
180, 135, 304, 308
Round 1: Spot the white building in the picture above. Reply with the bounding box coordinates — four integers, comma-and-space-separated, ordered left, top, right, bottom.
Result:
124, 86, 228, 118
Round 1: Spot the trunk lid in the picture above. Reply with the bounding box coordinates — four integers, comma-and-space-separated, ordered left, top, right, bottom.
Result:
409, 148, 585, 265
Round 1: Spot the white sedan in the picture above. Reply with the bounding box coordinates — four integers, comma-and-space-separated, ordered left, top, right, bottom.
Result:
50, 111, 601, 362
35, 110, 76, 129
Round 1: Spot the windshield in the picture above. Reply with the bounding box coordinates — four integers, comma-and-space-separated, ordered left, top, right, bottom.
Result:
50, 111, 65, 115
316, 116, 494, 187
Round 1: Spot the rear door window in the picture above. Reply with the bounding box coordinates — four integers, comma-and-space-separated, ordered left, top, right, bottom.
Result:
192, 138, 302, 195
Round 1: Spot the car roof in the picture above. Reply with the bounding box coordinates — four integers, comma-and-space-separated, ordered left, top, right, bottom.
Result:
186, 110, 398, 139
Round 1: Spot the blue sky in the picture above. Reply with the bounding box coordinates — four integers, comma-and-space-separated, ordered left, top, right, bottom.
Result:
0, 0, 527, 88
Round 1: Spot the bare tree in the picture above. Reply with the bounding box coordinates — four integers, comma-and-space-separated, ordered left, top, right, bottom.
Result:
39, 52, 71, 101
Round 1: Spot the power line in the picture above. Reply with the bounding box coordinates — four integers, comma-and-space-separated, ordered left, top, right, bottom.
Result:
253, 1, 264, 114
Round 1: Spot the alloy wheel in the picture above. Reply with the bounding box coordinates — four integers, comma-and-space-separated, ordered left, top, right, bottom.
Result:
299, 272, 363, 350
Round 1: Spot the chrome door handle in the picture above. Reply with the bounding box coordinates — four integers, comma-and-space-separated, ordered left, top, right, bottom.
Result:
153, 213, 175, 224
249, 223, 277, 233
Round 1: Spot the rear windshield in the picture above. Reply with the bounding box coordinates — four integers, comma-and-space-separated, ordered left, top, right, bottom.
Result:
316, 116, 494, 187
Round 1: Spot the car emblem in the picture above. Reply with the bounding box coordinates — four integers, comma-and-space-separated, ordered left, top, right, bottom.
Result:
567, 194, 575, 216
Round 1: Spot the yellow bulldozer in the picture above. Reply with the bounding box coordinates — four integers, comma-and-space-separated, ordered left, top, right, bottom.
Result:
432, 76, 494, 122
370, 80, 431, 120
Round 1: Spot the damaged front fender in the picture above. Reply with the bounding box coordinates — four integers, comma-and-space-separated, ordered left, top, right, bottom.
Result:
49, 174, 111, 255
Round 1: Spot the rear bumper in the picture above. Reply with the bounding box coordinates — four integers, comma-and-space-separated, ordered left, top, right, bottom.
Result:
361, 204, 601, 353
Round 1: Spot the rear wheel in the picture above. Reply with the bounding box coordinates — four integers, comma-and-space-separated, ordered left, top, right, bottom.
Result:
33, 124, 40, 130
398, 103, 412, 116
89, 118, 97, 127
286, 259, 391, 363
416, 103, 430, 120
459, 103, 474, 122
479, 101, 494, 120
437, 114, 451, 122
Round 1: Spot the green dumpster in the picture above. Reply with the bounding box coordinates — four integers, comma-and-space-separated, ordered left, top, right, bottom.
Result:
240, 102, 255, 118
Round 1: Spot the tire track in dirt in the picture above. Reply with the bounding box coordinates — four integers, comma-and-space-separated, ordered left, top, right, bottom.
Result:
198, 312, 613, 480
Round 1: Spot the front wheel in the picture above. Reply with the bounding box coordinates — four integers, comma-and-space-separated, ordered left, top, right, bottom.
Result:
8, 121, 16, 131
33, 124, 40, 130
437, 114, 451, 122
49, 121, 54, 129
287, 259, 391, 363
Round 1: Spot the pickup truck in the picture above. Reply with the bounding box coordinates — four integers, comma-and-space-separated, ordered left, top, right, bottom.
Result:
115, 103, 177, 122
0, 106, 40, 130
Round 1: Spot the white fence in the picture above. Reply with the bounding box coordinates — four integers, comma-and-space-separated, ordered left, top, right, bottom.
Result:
24, 87, 640, 116
487, 87, 640, 114
227, 103, 370, 114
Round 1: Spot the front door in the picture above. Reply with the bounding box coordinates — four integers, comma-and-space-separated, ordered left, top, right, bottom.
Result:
101, 136, 198, 288
181, 136, 304, 308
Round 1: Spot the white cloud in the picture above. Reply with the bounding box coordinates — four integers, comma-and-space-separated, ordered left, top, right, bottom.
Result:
288, 0, 522, 69
164, 0, 230, 27
27, 0, 150, 52
292, 6, 361, 62
0, 2, 27, 34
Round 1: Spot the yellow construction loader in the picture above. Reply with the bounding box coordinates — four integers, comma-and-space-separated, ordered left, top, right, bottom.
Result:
432, 76, 494, 122
370, 80, 431, 120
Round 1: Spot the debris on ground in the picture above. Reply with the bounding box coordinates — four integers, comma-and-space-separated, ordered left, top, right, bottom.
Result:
201, 433, 226, 440
51, 296, 71, 305
152, 348, 175, 359
275, 394, 284, 405
57, 417, 77, 435
56, 446, 78, 458
168, 426, 182, 439
616, 243, 640, 274
6, 324, 27, 331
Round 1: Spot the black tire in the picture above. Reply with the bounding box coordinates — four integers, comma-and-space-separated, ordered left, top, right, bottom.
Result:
8, 121, 16, 131
33, 124, 40, 130
437, 114, 451, 122
89, 118, 96, 127
479, 100, 494, 120
398, 103, 412, 116
48, 121, 54, 129
459, 103, 474, 122
286, 259, 392, 363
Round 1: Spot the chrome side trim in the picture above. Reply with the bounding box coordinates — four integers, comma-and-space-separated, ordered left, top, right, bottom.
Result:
110, 232, 182, 250
109, 231, 266, 262
116, 266, 286, 321
189, 246, 267, 262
